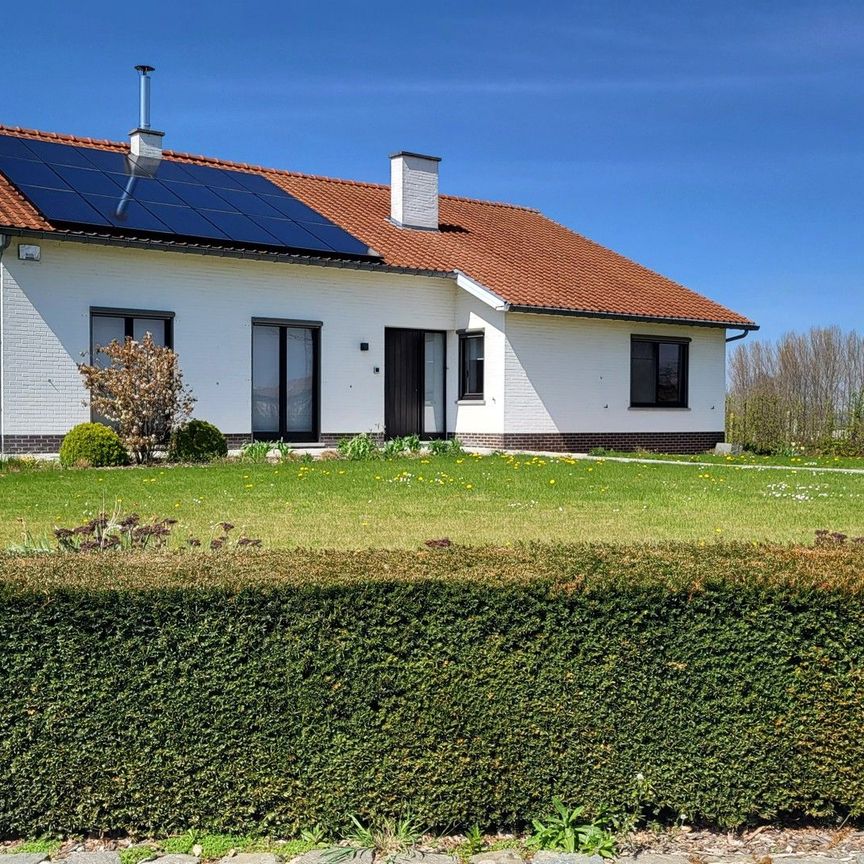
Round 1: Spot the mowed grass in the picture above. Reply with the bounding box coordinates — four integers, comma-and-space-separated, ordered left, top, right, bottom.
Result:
598, 449, 864, 470
0, 452, 862, 548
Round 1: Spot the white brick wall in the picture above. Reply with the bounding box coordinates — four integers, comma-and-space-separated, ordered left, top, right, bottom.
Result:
0, 238, 728, 447
503, 312, 727, 433
0, 239, 503, 438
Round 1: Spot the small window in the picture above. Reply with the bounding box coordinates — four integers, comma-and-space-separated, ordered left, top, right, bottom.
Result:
90, 308, 174, 365
459, 332, 484, 400
630, 337, 689, 407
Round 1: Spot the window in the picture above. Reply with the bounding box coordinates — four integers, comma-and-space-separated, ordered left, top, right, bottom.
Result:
252, 319, 320, 441
458, 332, 484, 400
630, 336, 689, 407
90, 307, 173, 366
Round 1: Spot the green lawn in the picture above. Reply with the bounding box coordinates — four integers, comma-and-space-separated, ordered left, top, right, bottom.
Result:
596, 449, 864, 470
1, 452, 862, 548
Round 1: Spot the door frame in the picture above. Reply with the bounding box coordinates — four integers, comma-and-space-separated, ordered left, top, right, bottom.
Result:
251, 317, 322, 442
384, 327, 447, 439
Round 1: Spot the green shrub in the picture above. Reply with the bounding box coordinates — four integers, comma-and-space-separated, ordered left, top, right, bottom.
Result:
58, 422, 129, 468
2, 544, 864, 835
338, 433, 379, 460
168, 420, 228, 463
428, 437, 463, 456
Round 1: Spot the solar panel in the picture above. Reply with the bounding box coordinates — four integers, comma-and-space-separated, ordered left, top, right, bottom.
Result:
0, 133, 375, 258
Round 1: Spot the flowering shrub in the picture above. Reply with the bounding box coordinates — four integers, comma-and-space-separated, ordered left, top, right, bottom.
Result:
78, 334, 195, 464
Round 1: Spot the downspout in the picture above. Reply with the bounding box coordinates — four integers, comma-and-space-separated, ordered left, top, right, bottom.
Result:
0, 232, 10, 456
725, 329, 751, 343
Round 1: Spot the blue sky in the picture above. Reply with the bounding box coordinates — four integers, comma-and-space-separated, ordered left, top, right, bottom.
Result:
4, 1, 863, 341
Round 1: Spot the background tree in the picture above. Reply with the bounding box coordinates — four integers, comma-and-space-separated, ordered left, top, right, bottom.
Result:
79, 334, 196, 463
727, 326, 864, 455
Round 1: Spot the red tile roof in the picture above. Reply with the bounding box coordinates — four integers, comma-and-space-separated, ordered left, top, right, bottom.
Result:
0, 125, 755, 329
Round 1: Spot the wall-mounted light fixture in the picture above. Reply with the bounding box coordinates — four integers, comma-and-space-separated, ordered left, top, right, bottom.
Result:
360, 342, 369, 351
18, 244, 41, 262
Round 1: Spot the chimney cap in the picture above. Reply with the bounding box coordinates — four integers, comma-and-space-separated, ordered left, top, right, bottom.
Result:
389, 150, 441, 163
135, 64, 156, 74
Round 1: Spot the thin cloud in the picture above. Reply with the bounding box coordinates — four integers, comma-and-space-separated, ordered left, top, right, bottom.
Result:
198, 70, 829, 100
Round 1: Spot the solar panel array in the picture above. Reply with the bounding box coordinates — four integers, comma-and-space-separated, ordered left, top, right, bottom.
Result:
0, 133, 373, 257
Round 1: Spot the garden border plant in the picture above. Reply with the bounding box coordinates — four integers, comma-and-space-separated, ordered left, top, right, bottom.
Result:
2, 543, 864, 836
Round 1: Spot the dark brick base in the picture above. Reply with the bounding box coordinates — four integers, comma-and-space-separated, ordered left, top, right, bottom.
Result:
1, 435, 65, 455
3, 430, 724, 457
456, 431, 725, 455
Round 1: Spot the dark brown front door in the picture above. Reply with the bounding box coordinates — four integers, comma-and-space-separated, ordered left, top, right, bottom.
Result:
385, 328, 424, 437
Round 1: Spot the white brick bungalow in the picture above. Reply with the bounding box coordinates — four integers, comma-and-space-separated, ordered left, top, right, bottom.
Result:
0, 105, 756, 455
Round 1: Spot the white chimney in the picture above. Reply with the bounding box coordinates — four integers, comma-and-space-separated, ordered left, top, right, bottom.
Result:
390, 151, 441, 230
129, 65, 164, 171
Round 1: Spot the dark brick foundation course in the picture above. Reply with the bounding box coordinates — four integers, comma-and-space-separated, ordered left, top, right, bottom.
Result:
4, 430, 723, 456
457, 431, 725, 455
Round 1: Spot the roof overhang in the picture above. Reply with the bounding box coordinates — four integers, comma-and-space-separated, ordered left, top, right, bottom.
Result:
454, 269, 510, 310
506, 303, 759, 331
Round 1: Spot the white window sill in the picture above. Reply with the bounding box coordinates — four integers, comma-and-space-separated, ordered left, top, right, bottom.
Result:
457, 399, 486, 406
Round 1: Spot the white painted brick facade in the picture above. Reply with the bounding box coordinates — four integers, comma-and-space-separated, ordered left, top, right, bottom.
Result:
0, 237, 727, 450
0, 239, 502, 440
503, 312, 726, 433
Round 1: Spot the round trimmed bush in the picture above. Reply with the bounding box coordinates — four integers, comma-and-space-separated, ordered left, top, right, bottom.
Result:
59, 422, 129, 468
168, 419, 228, 463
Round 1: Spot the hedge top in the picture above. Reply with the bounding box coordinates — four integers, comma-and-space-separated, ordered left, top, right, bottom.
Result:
2, 544, 864, 594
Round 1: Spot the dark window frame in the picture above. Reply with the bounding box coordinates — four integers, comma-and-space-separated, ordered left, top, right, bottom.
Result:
458, 330, 485, 401
251, 318, 322, 443
89, 306, 175, 360
88, 307, 175, 425
630, 335, 690, 408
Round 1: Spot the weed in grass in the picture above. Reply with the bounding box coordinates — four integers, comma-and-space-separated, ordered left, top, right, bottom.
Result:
275, 840, 320, 858
161, 833, 262, 859
338, 433, 380, 461
453, 825, 487, 861
325, 813, 426, 863
119, 846, 158, 864
299, 825, 329, 845
241, 441, 273, 464
5, 839, 62, 857
160, 833, 197, 855
428, 438, 464, 456
273, 441, 295, 463
527, 798, 617, 859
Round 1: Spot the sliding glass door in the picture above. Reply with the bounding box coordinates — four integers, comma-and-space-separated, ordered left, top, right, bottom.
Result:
252, 321, 319, 441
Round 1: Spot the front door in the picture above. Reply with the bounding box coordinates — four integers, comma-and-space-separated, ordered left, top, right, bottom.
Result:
385, 329, 446, 438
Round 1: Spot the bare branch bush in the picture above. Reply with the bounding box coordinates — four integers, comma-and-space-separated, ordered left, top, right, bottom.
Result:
727, 326, 864, 454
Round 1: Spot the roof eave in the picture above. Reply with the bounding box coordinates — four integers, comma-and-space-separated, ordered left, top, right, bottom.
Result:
0, 226, 450, 279
506, 303, 759, 331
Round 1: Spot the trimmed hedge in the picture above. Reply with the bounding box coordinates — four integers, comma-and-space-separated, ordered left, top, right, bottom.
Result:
168, 420, 228, 463
58, 422, 129, 468
2, 544, 864, 836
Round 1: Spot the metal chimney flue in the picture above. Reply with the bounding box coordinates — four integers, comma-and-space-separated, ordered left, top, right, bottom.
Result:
135, 64, 155, 130
129, 64, 164, 170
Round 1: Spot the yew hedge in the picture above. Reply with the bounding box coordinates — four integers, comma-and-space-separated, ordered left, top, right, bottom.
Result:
2, 544, 864, 836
